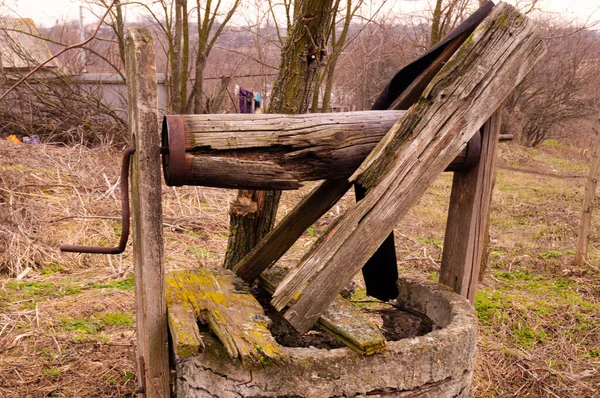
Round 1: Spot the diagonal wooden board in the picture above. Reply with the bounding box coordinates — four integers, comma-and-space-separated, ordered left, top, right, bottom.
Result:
271, 3, 547, 333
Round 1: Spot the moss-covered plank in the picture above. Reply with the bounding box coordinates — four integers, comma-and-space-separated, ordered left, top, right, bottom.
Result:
260, 268, 386, 355
166, 269, 283, 367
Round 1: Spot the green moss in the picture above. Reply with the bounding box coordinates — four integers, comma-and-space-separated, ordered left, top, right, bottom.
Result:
540, 139, 563, 149
512, 324, 548, 349
5, 281, 80, 299
474, 290, 513, 325
40, 262, 65, 276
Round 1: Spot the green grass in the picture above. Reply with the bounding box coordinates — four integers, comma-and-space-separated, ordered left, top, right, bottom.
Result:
5, 281, 81, 300
476, 268, 598, 354
188, 246, 210, 260
416, 236, 443, 249
89, 275, 134, 291
42, 368, 60, 377
99, 311, 134, 327
61, 317, 102, 334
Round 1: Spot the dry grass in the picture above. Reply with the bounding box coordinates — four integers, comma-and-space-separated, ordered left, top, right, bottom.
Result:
0, 138, 599, 396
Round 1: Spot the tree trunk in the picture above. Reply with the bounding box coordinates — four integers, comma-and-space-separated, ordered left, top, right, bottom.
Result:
223, 0, 337, 269
114, 1, 126, 68
180, 0, 189, 114
193, 53, 207, 114
172, 0, 183, 113
430, 0, 444, 47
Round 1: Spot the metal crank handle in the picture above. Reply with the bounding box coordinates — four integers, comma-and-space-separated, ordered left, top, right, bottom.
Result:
60, 147, 136, 255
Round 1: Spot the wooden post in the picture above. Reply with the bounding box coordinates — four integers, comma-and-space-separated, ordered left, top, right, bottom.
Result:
439, 110, 502, 303
574, 114, 600, 266
125, 27, 170, 397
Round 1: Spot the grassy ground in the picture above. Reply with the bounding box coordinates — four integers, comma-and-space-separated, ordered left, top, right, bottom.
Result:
0, 139, 598, 397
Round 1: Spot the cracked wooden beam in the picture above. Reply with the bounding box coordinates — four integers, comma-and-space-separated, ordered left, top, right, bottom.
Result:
271, 3, 547, 333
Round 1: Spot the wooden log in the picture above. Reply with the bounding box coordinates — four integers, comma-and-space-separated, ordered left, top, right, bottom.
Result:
271, 3, 547, 333
166, 269, 283, 367
259, 268, 386, 355
439, 110, 502, 303
125, 28, 169, 397
163, 110, 482, 190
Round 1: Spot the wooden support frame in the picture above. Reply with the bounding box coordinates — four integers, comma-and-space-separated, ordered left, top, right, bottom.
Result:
439, 109, 502, 303
126, 27, 170, 398
270, 3, 546, 333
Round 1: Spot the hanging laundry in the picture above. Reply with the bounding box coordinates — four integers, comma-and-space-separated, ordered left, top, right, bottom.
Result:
254, 92, 262, 111
239, 87, 254, 114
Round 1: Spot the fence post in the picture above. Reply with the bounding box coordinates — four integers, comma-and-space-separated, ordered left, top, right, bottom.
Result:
125, 27, 170, 397
439, 109, 502, 303
574, 114, 600, 266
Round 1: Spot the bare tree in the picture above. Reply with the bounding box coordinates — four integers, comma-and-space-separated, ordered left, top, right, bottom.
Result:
223, 0, 338, 268
505, 23, 600, 146
192, 0, 241, 114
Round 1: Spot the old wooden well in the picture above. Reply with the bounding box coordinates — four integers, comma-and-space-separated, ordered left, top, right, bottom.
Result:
66, 2, 544, 396
171, 277, 477, 398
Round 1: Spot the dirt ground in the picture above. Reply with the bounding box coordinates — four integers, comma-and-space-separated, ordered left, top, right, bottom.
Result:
0, 139, 599, 397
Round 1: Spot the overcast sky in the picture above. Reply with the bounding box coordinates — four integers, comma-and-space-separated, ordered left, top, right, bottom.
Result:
2, 0, 599, 29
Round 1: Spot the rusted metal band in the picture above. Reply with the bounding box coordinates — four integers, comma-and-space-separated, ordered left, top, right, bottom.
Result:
162, 115, 188, 186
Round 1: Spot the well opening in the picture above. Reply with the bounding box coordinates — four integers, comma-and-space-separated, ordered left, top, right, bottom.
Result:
173, 277, 477, 398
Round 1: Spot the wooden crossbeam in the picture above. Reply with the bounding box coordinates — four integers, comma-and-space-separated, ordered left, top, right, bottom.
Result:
271, 3, 547, 333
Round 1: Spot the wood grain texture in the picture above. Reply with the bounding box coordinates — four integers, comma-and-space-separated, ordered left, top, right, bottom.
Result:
166, 269, 283, 367
233, 179, 352, 282
271, 3, 547, 332
182, 111, 404, 188
439, 110, 501, 303
125, 27, 169, 398
168, 111, 478, 190
260, 268, 386, 355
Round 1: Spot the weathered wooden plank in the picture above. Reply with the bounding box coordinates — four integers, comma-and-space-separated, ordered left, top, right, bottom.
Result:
167, 304, 204, 357
439, 110, 502, 303
125, 28, 169, 397
389, 29, 473, 111
574, 113, 600, 266
355, 2, 492, 301
166, 269, 283, 367
259, 268, 386, 355
164, 110, 482, 190
232, 179, 352, 282
271, 3, 547, 332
